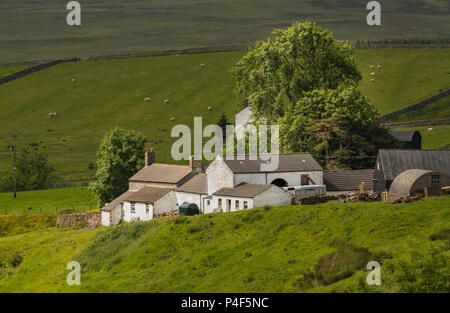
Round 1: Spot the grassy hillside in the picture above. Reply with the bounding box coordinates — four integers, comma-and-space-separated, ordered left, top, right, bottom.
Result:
0, 196, 448, 292
0, 49, 448, 177
0, 187, 96, 215
390, 95, 450, 122
1, 0, 449, 63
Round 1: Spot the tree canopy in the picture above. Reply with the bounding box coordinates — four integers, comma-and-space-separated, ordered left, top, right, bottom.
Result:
90, 127, 147, 207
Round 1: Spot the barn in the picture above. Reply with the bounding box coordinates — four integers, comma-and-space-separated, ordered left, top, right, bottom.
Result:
390, 130, 422, 149
373, 149, 450, 193
388, 169, 450, 201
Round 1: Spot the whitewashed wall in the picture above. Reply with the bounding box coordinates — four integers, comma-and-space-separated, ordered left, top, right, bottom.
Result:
175, 191, 211, 213
254, 186, 292, 207
101, 211, 111, 226
123, 202, 153, 222
234, 171, 323, 187
207, 195, 254, 214
154, 191, 178, 216
206, 157, 234, 194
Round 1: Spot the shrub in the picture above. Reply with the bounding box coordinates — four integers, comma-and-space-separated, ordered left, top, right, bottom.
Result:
242, 211, 262, 223
9, 253, 23, 268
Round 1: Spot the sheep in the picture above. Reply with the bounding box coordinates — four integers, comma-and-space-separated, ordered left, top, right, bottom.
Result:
370, 72, 376, 76
428, 128, 433, 131
164, 99, 170, 104
370, 65, 375, 69
200, 64, 206, 67
377, 65, 382, 69
370, 79, 376, 83
236, 62, 243, 67
208, 106, 212, 111
144, 97, 151, 102
71, 78, 76, 83
170, 117, 176, 121
49, 112, 57, 118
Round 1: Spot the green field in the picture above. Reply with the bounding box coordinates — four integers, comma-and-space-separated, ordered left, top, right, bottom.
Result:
0, 196, 448, 292
397, 125, 450, 149
0, 187, 97, 215
390, 95, 450, 122
0, 0, 449, 63
0, 49, 448, 177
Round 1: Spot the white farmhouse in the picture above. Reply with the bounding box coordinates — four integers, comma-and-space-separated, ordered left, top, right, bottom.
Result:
210, 183, 292, 214
206, 153, 324, 194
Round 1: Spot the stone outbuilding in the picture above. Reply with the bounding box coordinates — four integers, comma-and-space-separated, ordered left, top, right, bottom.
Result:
388, 169, 450, 202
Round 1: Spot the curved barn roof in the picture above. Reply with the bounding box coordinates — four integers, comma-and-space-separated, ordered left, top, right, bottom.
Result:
389, 169, 437, 198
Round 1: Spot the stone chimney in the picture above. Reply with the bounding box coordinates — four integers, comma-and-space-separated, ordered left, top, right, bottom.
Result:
189, 155, 203, 173
145, 148, 156, 167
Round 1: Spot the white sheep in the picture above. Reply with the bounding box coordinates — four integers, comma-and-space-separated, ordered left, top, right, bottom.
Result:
144, 97, 151, 102
377, 65, 382, 69
428, 128, 433, 131
72, 79, 76, 83
49, 112, 57, 118
164, 99, 169, 104
170, 117, 175, 121
370, 72, 376, 76
200, 64, 206, 67
370, 65, 375, 69
371, 79, 376, 83
208, 106, 212, 111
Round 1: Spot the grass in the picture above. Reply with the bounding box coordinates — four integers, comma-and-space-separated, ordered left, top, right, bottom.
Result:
0, 65, 27, 77
0, 49, 448, 177
1, 0, 449, 63
389, 96, 450, 122
396, 125, 450, 149
0, 186, 97, 215
0, 195, 448, 292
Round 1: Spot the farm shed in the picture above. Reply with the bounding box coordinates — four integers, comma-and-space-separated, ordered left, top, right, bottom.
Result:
388, 169, 450, 202
324, 169, 374, 195
101, 190, 136, 227
373, 149, 450, 193
210, 183, 292, 214
390, 130, 422, 149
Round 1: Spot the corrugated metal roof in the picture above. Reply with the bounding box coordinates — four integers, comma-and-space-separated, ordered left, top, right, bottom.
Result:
324, 169, 374, 191
176, 173, 207, 194
213, 183, 273, 198
390, 130, 420, 142
101, 190, 136, 212
379, 149, 450, 181
129, 163, 192, 184
123, 187, 173, 204
389, 169, 436, 197
222, 153, 323, 173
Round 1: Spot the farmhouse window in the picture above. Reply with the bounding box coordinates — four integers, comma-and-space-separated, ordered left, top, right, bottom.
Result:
243, 201, 248, 209
131, 202, 136, 213
218, 198, 222, 208
145, 204, 150, 214
235, 200, 240, 210
431, 175, 440, 185
207, 200, 211, 206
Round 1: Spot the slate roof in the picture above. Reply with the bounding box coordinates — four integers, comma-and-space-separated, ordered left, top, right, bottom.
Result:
324, 169, 374, 191
378, 149, 450, 181
129, 163, 192, 184
123, 187, 173, 204
176, 173, 207, 194
221, 153, 323, 173
102, 190, 136, 212
213, 184, 274, 198
390, 130, 421, 143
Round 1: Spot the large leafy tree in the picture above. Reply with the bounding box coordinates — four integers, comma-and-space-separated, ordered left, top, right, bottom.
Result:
232, 21, 361, 124
279, 88, 399, 169
90, 127, 147, 207
0, 147, 57, 192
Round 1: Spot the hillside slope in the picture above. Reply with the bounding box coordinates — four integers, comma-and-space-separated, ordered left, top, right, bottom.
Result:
0, 196, 448, 292
1, 0, 449, 63
0, 49, 448, 177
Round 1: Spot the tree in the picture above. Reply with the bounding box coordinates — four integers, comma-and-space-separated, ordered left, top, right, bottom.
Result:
0, 147, 58, 192
90, 127, 147, 207
232, 21, 361, 124
217, 112, 231, 138
279, 87, 399, 169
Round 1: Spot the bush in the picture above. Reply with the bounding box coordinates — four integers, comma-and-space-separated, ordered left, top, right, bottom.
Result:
242, 211, 262, 223
9, 253, 23, 268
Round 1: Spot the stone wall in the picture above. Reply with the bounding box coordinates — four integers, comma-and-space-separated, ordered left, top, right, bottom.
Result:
56, 212, 101, 228
383, 118, 450, 129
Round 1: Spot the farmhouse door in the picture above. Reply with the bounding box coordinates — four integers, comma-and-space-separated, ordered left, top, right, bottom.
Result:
226, 199, 231, 212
